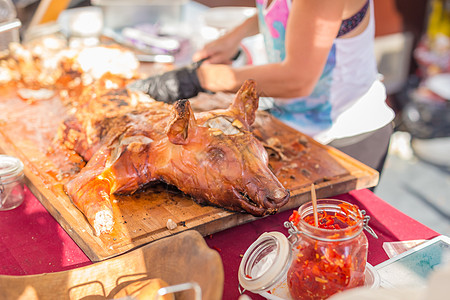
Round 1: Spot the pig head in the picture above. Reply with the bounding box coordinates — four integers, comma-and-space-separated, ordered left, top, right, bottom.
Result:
64, 79, 290, 236
155, 81, 290, 215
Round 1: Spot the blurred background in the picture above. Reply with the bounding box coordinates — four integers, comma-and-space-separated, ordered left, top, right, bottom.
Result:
4, 0, 450, 235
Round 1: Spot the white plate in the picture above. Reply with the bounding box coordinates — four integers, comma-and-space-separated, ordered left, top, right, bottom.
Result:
203, 6, 256, 31
258, 263, 380, 300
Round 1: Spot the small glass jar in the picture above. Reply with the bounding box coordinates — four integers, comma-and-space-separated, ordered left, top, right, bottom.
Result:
0, 154, 25, 211
239, 199, 378, 300
238, 231, 293, 294
0, 0, 21, 51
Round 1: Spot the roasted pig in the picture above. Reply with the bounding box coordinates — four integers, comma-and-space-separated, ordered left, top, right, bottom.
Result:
59, 79, 290, 236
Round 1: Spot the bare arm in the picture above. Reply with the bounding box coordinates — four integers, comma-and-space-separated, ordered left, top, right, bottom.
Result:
197, 0, 346, 99
193, 14, 260, 64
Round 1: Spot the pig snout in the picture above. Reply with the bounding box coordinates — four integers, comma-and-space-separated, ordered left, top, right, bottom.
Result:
236, 179, 290, 216
263, 187, 290, 210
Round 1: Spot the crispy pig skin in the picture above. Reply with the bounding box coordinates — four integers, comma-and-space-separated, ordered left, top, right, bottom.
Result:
61, 79, 290, 235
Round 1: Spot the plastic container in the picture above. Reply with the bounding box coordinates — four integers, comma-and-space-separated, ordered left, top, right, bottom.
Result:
0, 155, 25, 211
239, 199, 379, 300
0, 0, 21, 51
92, 0, 188, 31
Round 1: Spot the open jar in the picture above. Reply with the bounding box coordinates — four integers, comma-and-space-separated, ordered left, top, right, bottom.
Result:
0, 154, 25, 211
239, 199, 378, 300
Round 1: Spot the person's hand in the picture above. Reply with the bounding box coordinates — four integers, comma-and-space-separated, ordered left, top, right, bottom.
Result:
127, 61, 207, 103
193, 32, 242, 65
194, 14, 259, 65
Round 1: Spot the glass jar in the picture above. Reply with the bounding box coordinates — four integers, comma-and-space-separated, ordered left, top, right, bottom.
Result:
0, 0, 21, 51
238, 231, 293, 294
0, 154, 25, 211
287, 199, 370, 299
239, 199, 378, 300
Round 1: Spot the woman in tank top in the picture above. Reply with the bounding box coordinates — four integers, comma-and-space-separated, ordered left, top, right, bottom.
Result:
131, 0, 395, 178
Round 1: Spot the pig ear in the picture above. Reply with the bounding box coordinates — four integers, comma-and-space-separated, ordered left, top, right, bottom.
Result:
167, 99, 197, 145
229, 79, 259, 126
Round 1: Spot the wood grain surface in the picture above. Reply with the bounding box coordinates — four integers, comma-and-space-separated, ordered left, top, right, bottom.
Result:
0, 84, 378, 261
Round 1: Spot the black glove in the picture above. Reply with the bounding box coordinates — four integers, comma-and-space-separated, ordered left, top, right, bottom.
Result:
128, 60, 208, 103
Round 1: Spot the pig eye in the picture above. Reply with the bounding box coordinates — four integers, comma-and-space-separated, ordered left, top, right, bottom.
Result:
207, 147, 226, 161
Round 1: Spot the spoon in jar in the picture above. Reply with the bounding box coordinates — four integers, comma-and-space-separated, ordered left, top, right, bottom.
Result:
311, 183, 318, 227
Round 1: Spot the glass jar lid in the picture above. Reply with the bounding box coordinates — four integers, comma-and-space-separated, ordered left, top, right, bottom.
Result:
238, 232, 291, 293
0, 154, 24, 184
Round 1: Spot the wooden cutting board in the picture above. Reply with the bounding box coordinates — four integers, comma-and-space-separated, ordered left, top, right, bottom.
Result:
0, 84, 378, 261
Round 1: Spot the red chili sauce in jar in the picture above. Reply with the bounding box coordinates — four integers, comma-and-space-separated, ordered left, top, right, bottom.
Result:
287, 200, 368, 300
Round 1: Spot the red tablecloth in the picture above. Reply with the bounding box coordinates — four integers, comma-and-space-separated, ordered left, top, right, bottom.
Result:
0, 187, 440, 299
